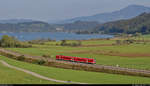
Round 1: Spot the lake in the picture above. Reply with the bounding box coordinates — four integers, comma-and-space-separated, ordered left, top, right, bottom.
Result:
0, 32, 114, 41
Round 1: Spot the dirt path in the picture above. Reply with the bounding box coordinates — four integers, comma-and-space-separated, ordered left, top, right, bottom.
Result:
0, 60, 88, 84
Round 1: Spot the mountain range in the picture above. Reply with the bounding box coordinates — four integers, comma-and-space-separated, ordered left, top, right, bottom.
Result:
0, 21, 56, 32
0, 19, 37, 24
56, 5, 150, 24
0, 4, 150, 34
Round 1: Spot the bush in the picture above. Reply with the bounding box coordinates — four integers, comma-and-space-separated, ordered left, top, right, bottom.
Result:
36, 59, 46, 65
71, 43, 78, 47
106, 38, 110, 40
116, 40, 122, 45
0, 35, 32, 48
56, 43, 59, 46
42, 54, 51, 58
17, 55, 25, 61
59, 40, 82, 47
5, 53, 15, 58
60, 40, 67, 46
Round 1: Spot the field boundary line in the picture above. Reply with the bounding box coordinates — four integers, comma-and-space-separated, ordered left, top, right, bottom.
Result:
0, 60, 88, 84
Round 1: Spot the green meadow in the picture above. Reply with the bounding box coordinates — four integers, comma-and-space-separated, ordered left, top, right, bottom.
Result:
1, 55, 150, 84
7, 35, 150, 70
0, 59, 58, 84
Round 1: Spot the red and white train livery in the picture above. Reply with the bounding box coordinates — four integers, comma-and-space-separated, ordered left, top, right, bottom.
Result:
56, 55, 96, 64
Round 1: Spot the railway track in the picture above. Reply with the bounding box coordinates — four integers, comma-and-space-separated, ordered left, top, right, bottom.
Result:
0, 48, 150, 77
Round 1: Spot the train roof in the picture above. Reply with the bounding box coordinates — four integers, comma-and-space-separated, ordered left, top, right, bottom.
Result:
56, 55, 95, 60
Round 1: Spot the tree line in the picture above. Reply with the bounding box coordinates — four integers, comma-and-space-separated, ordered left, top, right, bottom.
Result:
92, 12, 150, 35
0, 21, 56, 32
59, 40, 82, 47
0, 35, 32, 48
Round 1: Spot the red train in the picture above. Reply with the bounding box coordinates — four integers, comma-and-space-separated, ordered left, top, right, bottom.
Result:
56, 55, 96, 64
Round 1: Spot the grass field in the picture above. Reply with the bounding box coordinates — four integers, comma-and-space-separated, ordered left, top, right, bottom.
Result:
7, 35, 150, 70
1, 55, 150, 84
0, 59, 58, 84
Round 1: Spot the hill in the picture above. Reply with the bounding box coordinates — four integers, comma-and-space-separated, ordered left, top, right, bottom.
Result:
93, 12, 150, 34
0, 21, 56, 32
0, 19, 36, 24
57, 5, 150, 24
55, 21, 99, 32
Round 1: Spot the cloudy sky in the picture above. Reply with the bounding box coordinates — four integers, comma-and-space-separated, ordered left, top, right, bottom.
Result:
0, 0, 150, 21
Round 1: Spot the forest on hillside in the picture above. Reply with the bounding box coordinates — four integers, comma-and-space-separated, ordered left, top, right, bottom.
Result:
92, 12, 150, 35
0, 21, 56, 32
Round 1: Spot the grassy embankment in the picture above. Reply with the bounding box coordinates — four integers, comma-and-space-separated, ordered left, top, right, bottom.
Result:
0, 59, 58, 84
1, 55, 150, 84
7, 34, 150, 70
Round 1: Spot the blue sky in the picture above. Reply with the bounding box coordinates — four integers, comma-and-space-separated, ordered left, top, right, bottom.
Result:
0, 0, 150, 21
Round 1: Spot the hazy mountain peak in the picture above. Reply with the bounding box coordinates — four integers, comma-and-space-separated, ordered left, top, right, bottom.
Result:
121, 4, 150, 12
126, 4, 150, 8
56, 4, 150, 24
